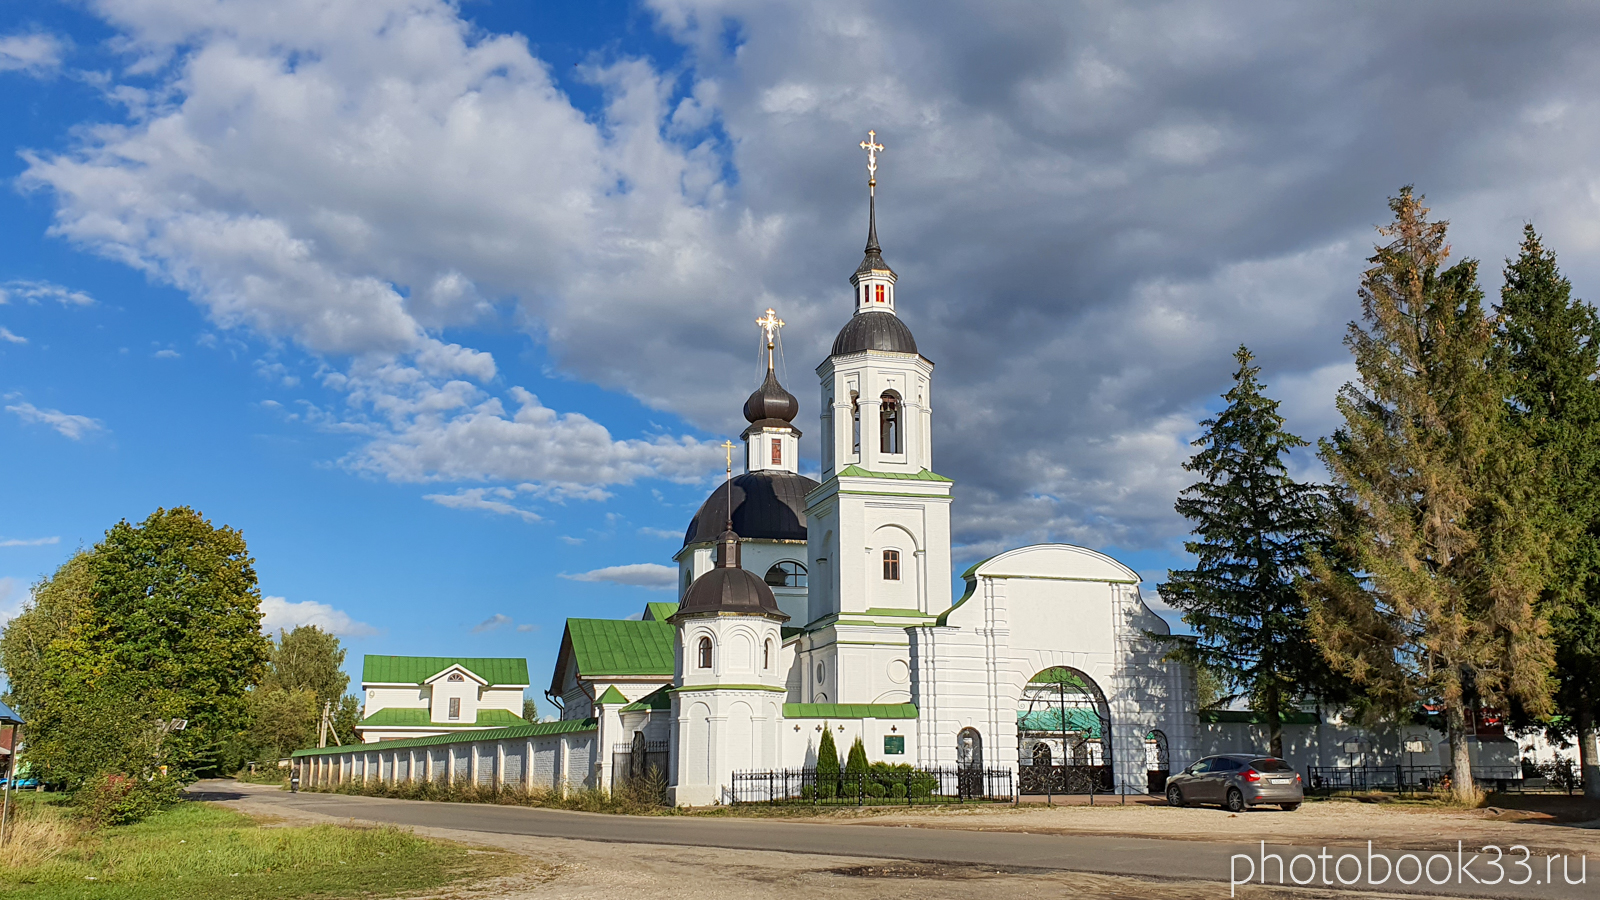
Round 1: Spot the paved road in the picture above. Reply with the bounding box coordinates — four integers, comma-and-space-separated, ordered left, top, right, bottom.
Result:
197, 781, 1589, 899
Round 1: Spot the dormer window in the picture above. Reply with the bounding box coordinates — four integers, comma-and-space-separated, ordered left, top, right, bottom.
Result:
447, 672, 464, 682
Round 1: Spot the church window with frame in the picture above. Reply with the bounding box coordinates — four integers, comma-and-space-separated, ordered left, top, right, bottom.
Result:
875, 284, 885, 303
764, 560, 807, 588
879, 391, 901, 454
763, 639, 772, 670
770, 437, 782, 466
697, 636, 713, 669
447, 697, 461, 720
882, 549, 901, 581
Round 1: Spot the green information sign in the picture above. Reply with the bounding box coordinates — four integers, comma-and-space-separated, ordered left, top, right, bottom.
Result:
883, 735, 905, 755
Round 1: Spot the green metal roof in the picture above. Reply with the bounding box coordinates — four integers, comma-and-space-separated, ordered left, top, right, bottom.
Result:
293, 717, 597, 757
620, 685, 672, 713
782, 702, 918, 719
1018, 708, 1103, 737
837, 465, 953, 482
565, 618, 676, 677
361, 655, 529, 686
1199, 709, 1321, 725
357, 707, 525, 729
643, 602, 680, 622
595, 685, 628, 706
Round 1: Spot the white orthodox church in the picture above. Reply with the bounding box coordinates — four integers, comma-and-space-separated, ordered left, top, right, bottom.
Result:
293, 138, 1524, 800
546, 138, 1198, 805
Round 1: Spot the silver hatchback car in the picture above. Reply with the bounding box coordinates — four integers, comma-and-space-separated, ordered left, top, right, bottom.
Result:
1165, 753, 1303, 812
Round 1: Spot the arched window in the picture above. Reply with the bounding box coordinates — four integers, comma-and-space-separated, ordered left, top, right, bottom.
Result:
880, 391, 900, 454
447, 672, 464, 682
882, 549, 901, 581
697, 636, 713, 669
764, 561, 808, 587
957, 727, 984, 770
763, 639, 772, 670
1033, 743, 1053, 766
850, 392, 861, 454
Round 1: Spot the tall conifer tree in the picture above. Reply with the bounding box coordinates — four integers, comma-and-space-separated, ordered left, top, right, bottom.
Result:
1158, 346, 1334, 757
1306, 188, 1554, 801
1495, 225, 1600, 797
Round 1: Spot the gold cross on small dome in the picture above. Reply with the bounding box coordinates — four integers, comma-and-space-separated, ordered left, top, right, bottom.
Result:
756, 308, 785, 347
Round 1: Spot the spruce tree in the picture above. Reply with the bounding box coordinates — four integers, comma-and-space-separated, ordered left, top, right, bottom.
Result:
845, 736, 870, 775
815, 725, 841, 799
1306, 188, 1555, 801
1495, 225, 1600, 798
1158, 345, 1335, 757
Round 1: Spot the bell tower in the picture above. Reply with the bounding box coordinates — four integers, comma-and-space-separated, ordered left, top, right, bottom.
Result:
796, 131, 954, 706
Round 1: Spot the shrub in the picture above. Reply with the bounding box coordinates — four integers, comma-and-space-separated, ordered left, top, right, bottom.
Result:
844, 736, 869, 775
74, 773, 185, 826
815, 726, 840, 799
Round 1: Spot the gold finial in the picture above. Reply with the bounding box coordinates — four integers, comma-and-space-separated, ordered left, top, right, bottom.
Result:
859, 129, 884, 193
755, 307, 785, 370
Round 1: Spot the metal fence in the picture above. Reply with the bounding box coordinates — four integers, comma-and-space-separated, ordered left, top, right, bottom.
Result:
1018, 763, 1113, 795
730, 767, 1014, 806
1306, 765, 1524, 794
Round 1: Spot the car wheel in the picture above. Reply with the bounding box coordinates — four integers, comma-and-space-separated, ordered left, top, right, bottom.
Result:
1225, 788, 1246, 812
1280, 802, 1301, 812
1167, 785, 1185, 807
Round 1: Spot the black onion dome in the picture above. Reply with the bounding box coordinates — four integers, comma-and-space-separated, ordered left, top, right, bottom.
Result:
683, 471, 817, 547
742, 368, 799, 423
678, 563, 787, 618
831, 310, 918, 356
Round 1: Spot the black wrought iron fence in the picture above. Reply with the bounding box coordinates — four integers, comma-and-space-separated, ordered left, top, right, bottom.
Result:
730, 767, 1014, 806
1018, 763, 1113, 795
1306, 765, 1524, 794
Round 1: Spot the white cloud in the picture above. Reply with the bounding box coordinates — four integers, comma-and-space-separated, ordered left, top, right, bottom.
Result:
471, 613, 512, 633
0, 279, 93, 306
0, 33, 65, 76
0, 577, 28, 629
638, 526, 682, 540
259, 595, 378, 637
0, 536, 59, 548
423, 487, 541, 523
561, 562, 678, 589
5, 400, 104, 440
515, 623, 538, 633
0, 328, 24, 344
153, 348, 180, 359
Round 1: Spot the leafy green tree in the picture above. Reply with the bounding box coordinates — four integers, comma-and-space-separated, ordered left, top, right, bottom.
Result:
1158, 346, 1339, 757
262, 625, 349, 706
248, 687, 319, 760
331, 694, 361, 746
0, 508, 272, 785
1306, 188, 1555, 801
1495, 225, 1600, 798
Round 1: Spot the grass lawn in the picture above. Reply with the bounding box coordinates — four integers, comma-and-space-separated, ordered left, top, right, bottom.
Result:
0, 796, 513, 900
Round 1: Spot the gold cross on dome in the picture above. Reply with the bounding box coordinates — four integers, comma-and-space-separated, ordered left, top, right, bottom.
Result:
859, 130, 884, 184
756, 308, 785, 348
722, 439, 735, 474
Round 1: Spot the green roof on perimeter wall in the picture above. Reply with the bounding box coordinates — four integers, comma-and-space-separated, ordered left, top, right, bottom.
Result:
566, 618, 676, 676
357, 707, 526, 729
292, 717, 596, 758
361, 656, 530, 685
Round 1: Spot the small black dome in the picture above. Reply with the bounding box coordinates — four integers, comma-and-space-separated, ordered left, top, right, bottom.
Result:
832, 310, 918, 356
743, 369, 799, 423
678, 565, 787, 619
684, 471, 818, 547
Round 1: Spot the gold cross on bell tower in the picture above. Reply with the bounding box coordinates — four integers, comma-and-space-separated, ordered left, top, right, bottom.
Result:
755, 307, 784, 370
860, 129, 884, 194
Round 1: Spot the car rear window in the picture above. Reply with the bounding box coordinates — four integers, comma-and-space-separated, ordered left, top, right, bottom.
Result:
1250, 758, 1294, 773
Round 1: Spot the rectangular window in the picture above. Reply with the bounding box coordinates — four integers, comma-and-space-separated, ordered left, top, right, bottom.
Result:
883, 549, 900, 581
447, 697, 460, 720
770, 438, 782, 465
875, 284, 885, 303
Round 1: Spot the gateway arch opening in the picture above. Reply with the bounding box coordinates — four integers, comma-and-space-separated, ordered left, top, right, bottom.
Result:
1018, 666, 1114, 794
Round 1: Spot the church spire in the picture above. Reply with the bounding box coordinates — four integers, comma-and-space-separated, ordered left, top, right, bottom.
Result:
850, 129, 897, 314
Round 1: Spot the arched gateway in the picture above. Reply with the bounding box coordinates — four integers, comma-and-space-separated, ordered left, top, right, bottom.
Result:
1018, 666, 1114, 794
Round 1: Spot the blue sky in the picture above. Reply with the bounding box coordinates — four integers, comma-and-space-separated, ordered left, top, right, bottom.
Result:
5, 0, 1600, 715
